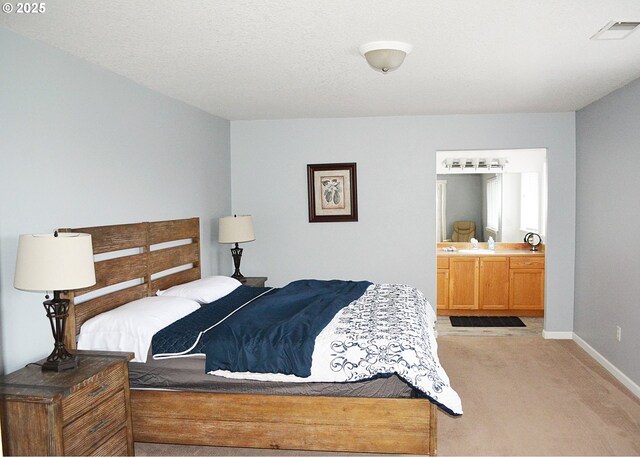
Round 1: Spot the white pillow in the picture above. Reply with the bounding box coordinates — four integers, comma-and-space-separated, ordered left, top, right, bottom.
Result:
156, 275, 241, 304
77, 296, 200, 362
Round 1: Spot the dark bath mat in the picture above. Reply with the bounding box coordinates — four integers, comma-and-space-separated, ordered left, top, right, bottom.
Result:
450, 316, 526, 327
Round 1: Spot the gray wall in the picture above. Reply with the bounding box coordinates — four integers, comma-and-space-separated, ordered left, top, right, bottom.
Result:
0, 28, 232, 373
231, 113, 576, 334
437, 174, 483, 241
575, 77, 640, 386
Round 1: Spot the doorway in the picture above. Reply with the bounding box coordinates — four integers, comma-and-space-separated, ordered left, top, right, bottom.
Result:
435, 148, 548, 320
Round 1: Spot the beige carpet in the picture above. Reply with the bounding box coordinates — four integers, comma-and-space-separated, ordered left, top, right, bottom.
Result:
135, 337, 640, 456
437, 337, 640, 456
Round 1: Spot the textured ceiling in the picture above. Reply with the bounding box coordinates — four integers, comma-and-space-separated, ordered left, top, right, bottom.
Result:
2, 1, 640, 120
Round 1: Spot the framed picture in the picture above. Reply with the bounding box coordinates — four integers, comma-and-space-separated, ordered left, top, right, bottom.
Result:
307, 162, 358, 223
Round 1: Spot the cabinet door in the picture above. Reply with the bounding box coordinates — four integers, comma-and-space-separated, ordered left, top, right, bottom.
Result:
437, 269, 449, 310
449, 257, 478, 309
509, 268, 544, 309
479, 256, 510, 309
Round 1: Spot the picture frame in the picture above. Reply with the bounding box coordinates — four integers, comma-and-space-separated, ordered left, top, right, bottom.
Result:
307, 162, 358, 223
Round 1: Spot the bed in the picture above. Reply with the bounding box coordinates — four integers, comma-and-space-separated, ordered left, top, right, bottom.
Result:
60, 217, 459, 455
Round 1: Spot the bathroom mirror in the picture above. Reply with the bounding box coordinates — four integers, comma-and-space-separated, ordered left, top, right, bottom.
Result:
436, 149, 547, 243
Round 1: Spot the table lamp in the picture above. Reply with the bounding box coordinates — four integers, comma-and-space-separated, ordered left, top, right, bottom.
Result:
218, 215, 255, 283
14, 232, 96, 371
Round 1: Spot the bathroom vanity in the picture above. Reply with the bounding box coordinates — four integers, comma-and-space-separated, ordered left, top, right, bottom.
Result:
437, 243, 544, 316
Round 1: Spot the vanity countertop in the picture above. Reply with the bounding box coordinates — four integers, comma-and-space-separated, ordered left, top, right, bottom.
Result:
437, 242, 544, 257
437, 249, 544, 257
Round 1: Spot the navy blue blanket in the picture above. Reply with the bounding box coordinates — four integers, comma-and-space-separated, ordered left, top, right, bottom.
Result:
152, 279, 371, 377
203, 279, 371, 377
152, 285, 275, 356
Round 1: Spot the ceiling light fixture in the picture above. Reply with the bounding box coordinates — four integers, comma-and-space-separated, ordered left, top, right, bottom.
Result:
359, 41, 412, 73
591, 21, 640, 40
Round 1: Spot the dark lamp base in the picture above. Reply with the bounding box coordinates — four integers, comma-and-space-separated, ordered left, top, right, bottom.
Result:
42, 355, 79, 372
42, 292, 79, 372
230, 243, 247, 283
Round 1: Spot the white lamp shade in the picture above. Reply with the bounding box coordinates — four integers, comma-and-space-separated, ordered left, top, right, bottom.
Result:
218, 215, 255, 244
14, 233, 96, 292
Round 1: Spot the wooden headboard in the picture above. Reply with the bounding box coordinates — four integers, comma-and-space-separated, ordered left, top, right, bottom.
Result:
60, 218, 201, 349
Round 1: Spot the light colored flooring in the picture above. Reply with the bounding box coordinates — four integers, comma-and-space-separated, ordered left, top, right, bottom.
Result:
136, 316, 640, 456
436, 336, 640, 456
136, 331, 640, 456
436, 315, 543, 337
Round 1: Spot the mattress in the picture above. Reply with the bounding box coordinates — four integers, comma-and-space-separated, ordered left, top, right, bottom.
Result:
128, 354, 418, 398
141, 281, 462, 415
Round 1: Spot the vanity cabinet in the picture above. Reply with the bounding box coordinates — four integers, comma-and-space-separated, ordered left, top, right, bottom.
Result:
448, 257, 478, 309
436, 257, 450, 310
509, 257, 545, 310
479, 256, 510, 310
437, 250, 544, 316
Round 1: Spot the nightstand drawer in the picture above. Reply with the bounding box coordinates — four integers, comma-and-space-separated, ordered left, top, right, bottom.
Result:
89, 426, 129, 456
62, 362, 124, 424
63, 389, 127, 455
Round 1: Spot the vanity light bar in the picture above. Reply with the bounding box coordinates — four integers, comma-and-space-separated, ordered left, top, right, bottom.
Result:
443, 158, 508, 171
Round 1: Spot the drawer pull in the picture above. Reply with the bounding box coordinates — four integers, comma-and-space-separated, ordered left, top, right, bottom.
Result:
88, 384, 108, 397
89, 419, 110, 433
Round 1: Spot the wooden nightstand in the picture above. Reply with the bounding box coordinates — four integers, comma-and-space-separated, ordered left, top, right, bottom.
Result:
243, 276, 268, 287
0, 351, 134, 456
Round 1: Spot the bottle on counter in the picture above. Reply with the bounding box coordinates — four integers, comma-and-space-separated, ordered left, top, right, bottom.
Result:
488, 236, 495, 251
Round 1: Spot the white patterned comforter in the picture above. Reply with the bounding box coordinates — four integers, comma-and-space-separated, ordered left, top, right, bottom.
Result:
210, 283, 463, 415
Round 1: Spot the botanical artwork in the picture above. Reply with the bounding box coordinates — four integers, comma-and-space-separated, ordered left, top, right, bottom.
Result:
321, 176, 345, 209
307, 163, 358, 222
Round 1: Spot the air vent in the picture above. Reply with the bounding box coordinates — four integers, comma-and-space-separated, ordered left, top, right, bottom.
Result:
591, 21, 640, 40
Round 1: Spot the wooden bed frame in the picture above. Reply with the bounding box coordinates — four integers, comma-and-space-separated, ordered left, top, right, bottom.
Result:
61, 218, 439, 455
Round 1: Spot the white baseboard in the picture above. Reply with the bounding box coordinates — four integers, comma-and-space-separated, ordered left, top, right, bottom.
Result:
542, 330, 573, 339
572, 333, 640, 399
